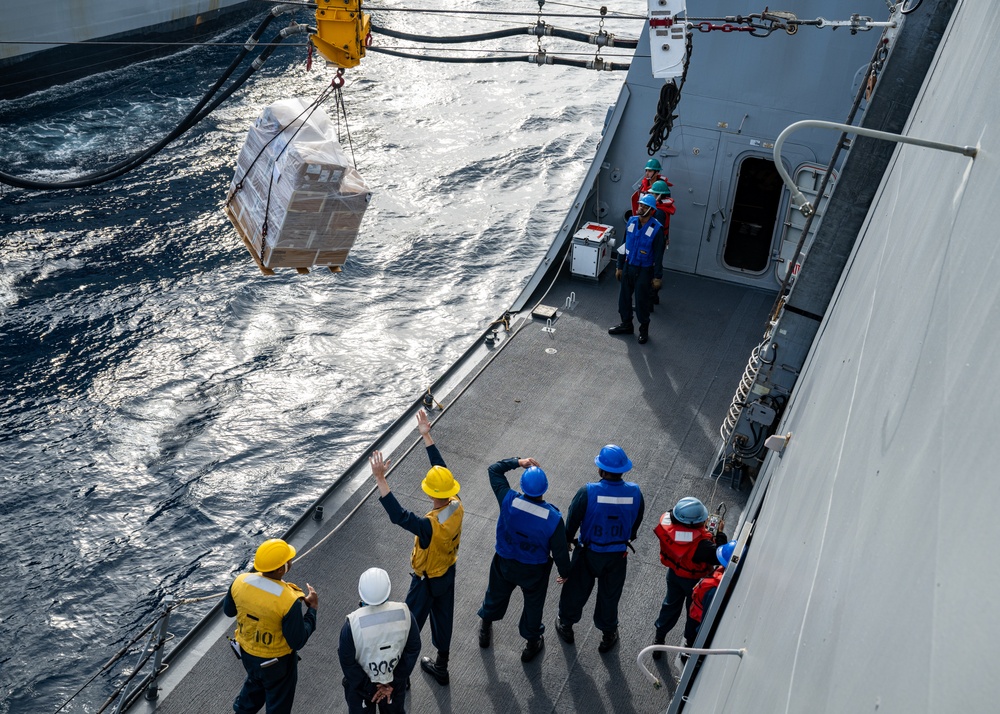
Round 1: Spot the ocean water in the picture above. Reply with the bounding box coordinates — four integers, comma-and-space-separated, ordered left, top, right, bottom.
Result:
0, 3, 635, 711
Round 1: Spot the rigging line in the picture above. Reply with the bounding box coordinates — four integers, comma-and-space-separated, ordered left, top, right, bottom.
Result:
52, 613, 165, 713
373, 44, 634, 57
334, 88, 357, 170
261, 87, 335, 239
369, 46, 630, 66
260, 0, 645, 19
544, 0, 631, 12
295, 238, 577, 564
0, 40, 309, 47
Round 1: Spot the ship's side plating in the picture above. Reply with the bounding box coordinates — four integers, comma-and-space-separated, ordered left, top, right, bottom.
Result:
675, 0, 1000, 711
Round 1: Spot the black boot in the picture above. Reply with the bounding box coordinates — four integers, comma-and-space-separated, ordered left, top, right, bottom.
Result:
420, 650, 450, 686
651, 629, 666, 661
598, 628, 619, 654
608, 321, 634, 335
638, 323, 650, 344
679, 638, 692, 666
479, 618, 492, 648
554, 617, 575, 644
521, 636, 544, 663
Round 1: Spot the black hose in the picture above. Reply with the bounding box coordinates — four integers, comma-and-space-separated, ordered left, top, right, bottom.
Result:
370, 23, 527, 44
368, 46, 531, 63
369, 22, 638, 49
0, 14, 287, 191
548, 55, 630, 70
550, 27, 638, 49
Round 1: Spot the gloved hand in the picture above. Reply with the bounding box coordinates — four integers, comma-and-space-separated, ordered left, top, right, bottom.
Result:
615, 268, 622, 281
651, 278, 662, 290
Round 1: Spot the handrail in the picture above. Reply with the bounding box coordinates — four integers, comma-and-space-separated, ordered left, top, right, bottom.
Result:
774, 119, 977, 216
636, 645, 745, 689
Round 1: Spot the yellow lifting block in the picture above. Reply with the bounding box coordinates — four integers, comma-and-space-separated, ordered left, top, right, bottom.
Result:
312, 0, 371, 69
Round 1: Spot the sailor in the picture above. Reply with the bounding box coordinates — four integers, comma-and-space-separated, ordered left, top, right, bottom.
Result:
628, 158, 673, 219
650, 497, 729, 660
339, 568, 421, 713
608, 194, 666, 345
370, 409, 463, 687
683, 540, 737, 651
224, 538, 318, 714
477, 458, 571, 663
648, 179, 676, 309
555, 445, 644, 654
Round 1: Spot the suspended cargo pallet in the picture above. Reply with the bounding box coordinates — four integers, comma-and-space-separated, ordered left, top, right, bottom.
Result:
226, 97, 371, 274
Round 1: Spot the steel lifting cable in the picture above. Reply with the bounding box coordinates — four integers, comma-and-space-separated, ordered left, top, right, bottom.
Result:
367, 45, 629, 69
232, 82, 337, 241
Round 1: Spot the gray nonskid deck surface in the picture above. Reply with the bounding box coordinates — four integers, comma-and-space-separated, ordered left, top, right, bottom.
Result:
155, 270, 772, 714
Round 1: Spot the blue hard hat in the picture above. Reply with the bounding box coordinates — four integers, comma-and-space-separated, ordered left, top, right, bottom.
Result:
638, 193, 658, 209
717, 540, 738, 567
645, 158, 662, 171
520, 466, 548, 497
595, 445, 633, 474
673, 497, 709, 525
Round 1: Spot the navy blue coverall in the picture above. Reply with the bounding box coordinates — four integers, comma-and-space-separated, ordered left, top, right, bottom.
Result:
377, 444, 456, 653
557, 478, 645, 633
477, 458, 571, 641
617, 214, 666, 329
223, 588, 317, 714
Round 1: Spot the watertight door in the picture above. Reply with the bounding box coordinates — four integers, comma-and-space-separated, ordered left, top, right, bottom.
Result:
694, 136, 814, 285
657, 126, 720, 275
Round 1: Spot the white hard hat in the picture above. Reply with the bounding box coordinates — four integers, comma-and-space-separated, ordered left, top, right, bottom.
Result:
358, 567, 391, 605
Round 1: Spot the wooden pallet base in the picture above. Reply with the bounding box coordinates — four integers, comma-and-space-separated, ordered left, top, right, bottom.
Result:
225, 205, 345, 275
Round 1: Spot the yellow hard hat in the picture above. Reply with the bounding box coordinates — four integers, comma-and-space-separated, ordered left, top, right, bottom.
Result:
421, 465, 460, 498
253, 538, 296, 572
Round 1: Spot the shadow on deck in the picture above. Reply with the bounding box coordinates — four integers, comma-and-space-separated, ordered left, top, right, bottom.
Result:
152, 269, 773, 714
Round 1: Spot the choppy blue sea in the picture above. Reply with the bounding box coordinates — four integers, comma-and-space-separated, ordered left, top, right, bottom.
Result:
0, 3, 633, 711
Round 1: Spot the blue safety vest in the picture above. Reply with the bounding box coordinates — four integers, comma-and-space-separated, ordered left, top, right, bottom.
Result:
579, 480, 642, 553
495, 490, 561, 565
624, 216, 663, 268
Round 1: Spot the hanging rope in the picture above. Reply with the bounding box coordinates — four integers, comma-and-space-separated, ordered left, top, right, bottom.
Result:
647, 32, 692, 155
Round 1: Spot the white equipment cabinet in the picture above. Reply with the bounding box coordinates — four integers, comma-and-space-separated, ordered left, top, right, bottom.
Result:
570, 223, 615, 280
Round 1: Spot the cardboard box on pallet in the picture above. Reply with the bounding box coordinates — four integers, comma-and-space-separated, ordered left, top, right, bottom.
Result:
226, 98, 371, 271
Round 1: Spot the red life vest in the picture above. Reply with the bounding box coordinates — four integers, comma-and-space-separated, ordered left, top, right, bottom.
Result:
690, 567, 724, 622
653, 512, 716, 579
656, 197, 676, 230
630, 174, 671, 214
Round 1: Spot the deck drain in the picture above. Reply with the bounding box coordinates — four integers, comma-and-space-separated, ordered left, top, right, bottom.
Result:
545, 348, 558, 354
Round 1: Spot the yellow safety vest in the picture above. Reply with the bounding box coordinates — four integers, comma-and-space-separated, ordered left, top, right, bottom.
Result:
410, 498, 463, 578
231, 572, 304, 657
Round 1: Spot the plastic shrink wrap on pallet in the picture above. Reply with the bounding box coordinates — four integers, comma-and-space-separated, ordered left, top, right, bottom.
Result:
226, 98, 371, 271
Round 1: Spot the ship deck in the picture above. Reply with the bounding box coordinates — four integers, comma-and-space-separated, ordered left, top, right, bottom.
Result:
150, 268, 773, 714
